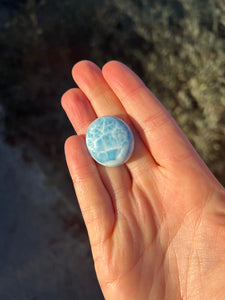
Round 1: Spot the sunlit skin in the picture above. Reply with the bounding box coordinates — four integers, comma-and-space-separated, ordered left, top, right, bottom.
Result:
61, 61, 225, 300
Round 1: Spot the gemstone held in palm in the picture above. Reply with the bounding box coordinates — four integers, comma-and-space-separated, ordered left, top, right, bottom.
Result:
86, 116, 134, 167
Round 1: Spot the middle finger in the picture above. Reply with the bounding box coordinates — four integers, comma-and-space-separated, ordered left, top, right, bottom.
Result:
72, 60, 156, 179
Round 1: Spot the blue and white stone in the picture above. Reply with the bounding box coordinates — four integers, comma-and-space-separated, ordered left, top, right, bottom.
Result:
86, 116, 134, 167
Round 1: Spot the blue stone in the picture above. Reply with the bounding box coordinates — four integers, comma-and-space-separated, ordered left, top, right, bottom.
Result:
86, 116, 134, 167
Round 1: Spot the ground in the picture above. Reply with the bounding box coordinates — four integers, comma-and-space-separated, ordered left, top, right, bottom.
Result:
0, 133, 103, 300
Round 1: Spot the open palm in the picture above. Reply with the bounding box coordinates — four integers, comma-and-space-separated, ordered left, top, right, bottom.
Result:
62, 61, 225, 300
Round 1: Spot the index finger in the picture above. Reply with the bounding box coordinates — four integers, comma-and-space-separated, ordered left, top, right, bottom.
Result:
102, 61, 197, 168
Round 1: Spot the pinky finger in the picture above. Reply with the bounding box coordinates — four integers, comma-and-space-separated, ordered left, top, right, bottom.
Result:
65, 135, 115, 248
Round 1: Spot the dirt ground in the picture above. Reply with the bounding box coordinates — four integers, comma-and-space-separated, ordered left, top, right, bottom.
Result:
0, 133, 104, 300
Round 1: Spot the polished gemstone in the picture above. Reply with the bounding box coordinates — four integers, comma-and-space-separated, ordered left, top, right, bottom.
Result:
86, 116, 134, 167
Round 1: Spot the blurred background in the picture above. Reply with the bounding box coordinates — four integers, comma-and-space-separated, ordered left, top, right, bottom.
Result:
0, 0, 224, 299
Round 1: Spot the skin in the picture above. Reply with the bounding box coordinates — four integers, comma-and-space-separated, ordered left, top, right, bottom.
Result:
61, 61, 225, 300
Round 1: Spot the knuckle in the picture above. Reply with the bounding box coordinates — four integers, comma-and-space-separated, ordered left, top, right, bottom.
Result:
143, 110, 173, 132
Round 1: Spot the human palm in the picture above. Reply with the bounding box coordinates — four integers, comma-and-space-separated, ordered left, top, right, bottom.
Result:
62, 61, 225, 300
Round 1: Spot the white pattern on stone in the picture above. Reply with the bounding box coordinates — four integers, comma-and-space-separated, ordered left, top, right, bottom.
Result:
86, 116, 134, 167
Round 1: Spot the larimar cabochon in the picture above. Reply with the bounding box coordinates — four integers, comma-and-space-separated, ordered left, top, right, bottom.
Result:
86, 116, 134, 167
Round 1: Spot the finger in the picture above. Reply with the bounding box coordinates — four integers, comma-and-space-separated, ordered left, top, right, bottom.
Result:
61, 88, 96, 134
102, 61, 198, 168
65, 135, 115, 248
72, 60, 157, 178
61, 86, 132, 215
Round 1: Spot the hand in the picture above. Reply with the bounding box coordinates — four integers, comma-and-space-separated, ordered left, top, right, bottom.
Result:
61, 61, 225, 300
